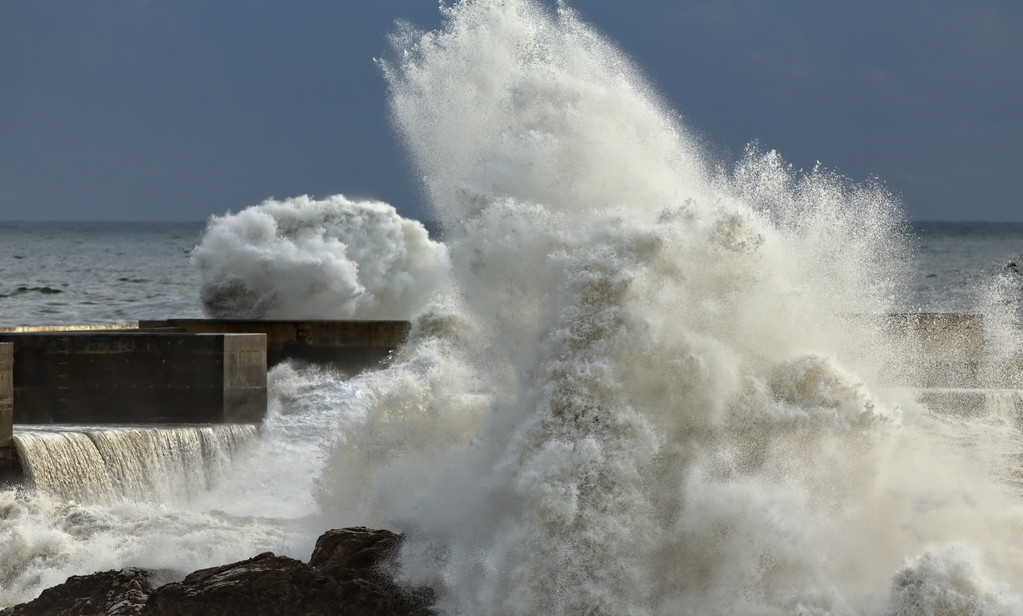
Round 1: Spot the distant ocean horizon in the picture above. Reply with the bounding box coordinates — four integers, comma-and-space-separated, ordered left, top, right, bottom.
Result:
2, 218, 1020, 329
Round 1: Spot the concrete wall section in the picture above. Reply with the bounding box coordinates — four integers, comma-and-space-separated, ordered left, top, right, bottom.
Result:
0, 332, 266, 425
222, 334, 268, 423
844, 313, 989, 388
138, 319, 410, 370
880, 313, 986, 359
0, 343, 12, 447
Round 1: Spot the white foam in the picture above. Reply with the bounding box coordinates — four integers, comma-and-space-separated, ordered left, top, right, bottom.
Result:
306, 1, 1023, 614
0, 487, 304, 606
191, 194, 449, 319
0, 363, 357, 606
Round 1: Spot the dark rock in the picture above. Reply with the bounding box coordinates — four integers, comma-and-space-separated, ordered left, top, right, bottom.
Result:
143, 538, 435, 616
0, 568, 156, 616
309, 527, 402, 575
143, 552, 345, 616
1, 528, 436, 616
309, 527, 435, 614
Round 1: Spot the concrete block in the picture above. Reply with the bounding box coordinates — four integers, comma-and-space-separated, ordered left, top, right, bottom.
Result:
138, 319, 410, 370
884, 360, 982, 389
0, 332, 266, 425
980, 360, 1023, 389
222, 334, 268, 423
878, 313, 986, 360
0, 445, 20, 486
916, 388, 1023, 423
1, 343, 21, 485
1, 343, 12, 447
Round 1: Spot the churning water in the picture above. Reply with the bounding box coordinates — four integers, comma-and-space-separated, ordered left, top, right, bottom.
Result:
2, 1, 1023, 613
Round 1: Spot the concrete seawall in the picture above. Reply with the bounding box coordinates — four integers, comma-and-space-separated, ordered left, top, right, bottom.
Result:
0, 320, 411, 485
1, 314, 1017, 487
1, 343, 11, 442
138, 319, 410, 370
1, 343, 17, 482
0, 332, 267, 425
846, 312, 1021, 388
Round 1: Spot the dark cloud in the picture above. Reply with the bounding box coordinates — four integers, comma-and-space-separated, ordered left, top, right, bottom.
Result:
579, 0, 1022, 221
0, 1, 1020, 221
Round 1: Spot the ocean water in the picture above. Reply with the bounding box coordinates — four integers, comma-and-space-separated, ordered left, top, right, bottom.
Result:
909, 222, 1023, 311
0, 221, 205, 328
1, 220, 1019, 328
2, 1, 1023, 614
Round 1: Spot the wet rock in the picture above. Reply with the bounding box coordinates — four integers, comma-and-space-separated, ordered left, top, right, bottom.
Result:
309, 526, 402, 575
143, 552, 345, 616
0, 568, 156, 616
1, 528, 435, 616
309, 527, 435, 613
144, 528, 434, 615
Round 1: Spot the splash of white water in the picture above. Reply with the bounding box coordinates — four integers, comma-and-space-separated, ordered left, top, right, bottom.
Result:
0, 424, 282, 606
312, 2, 1023, 615
0, 364, 366, 607
191, 194, 449, 320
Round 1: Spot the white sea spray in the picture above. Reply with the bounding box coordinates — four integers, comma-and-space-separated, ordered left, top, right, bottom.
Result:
191, 194, 449, 320
307, 1, 1023, 614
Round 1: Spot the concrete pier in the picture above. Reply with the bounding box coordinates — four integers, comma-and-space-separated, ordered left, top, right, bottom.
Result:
0, 332, 266, 425
1, 343, 12, 446
1, 342, 19, 484
0, 321, 409, 487
138, 319, 410, 370
846, 313, 991, 388
878, 313, 986, 358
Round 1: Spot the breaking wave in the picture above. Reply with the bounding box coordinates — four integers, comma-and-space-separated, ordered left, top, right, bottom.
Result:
310, 2, 1023, 615
191, 195, 449, 320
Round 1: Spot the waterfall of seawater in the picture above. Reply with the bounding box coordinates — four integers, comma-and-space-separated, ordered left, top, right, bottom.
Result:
0, 363, 345, 607
12, 425, 257, 503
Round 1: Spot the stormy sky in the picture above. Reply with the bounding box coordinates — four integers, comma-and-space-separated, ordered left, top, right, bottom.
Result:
2, 1, 1020, 222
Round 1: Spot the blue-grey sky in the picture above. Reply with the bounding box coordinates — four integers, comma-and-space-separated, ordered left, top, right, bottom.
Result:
2, 1, 1020, 222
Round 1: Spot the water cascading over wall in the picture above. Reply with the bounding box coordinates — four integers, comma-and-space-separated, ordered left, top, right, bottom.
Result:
12, 425, 256, 503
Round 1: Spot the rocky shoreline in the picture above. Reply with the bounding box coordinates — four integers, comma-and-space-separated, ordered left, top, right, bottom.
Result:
1, 527, 435, 616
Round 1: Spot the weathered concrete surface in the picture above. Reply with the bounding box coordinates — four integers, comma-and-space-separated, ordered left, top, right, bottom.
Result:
915, 388, 1023, 420
0, 343, 11, 447
0, 332, 266, 425
878, 313, 986, 359
0, 343, 17, 485
846, 313, 995, 388
890, 313, 989, 389
222, 334, 269, 423
138, 319, 410, 371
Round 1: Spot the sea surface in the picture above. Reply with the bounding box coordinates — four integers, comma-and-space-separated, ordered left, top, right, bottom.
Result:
908, 221, 1023, 312
3, 1, 1023, 613
0, 222, 205, 328
2, 220, 1020, 328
